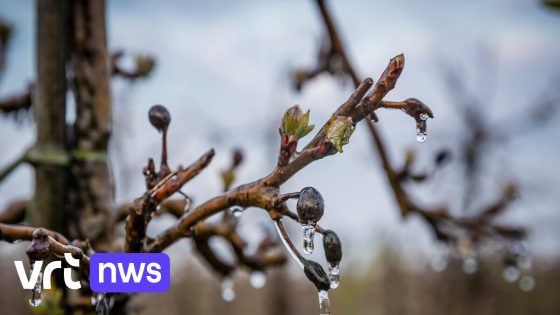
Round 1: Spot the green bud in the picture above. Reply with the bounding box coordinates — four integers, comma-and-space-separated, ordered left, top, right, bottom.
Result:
135, 55, 156, 77
326, 116, 354, 153
279, 105, 314, 139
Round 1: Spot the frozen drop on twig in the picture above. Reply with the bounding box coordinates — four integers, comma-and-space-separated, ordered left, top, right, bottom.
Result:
416, 120, 427, 143
29, 261, 42, 307
302, 223, 316, 254
230, 206, 245, 218
502, 266, 521, 283
96, 294, 109, 315
519, 275, 536, 292
250, 271, 267, 289
323, 230, 342, 289
328, 263, 340, 289
318, 290, 331, 315
297, 187, 325, 255
221, 277, 236, 302
431, 256, 448, 272
462, 257, 478, 274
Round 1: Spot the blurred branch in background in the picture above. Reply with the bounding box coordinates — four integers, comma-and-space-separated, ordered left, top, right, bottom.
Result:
289, 0, 538, 282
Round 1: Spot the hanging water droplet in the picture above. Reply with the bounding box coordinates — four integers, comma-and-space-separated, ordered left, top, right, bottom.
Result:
502, 266, 521, 283
250, 271, 267, 289
328, 263, 340, 289
318, 290, 331, 315
519, 275, 536, 292
431, 255, 448, 272
302, 223, 316, 254
416, 130, 427, 143
29, 261, 42, 307
510, 241, 528, 256
415, 119, 428, 143
462, 257, 478, 274
230, 206, 245, 217
517, 254, 532, 270
221, 277, 236, 302
96, 294, 109, 315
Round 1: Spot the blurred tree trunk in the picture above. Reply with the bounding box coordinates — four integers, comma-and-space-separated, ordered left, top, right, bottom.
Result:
32, 0, 113, 312
68, 0, 113, 246
32, 0, 70, 234
32, 0, 113, 244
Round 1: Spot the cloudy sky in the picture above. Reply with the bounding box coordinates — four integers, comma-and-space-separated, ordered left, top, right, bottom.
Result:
1, 0, 559, 265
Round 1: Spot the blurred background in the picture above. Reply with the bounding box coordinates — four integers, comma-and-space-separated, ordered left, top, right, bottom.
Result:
1, 0, 559, 314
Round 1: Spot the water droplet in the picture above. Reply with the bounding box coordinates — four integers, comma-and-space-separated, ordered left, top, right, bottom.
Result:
415, 119, 427, 143
318, 290, 331, 315
302, 223, 316, 254
230, 206, 245, 217
250, 271, 267, 289
519, 275, 535, 292
13, 239, 22, 244
29, 261, 42, 307
328, 263, 340, 289
416, 130, 427, 143
518, 255, 532, 270
462, 257, 478, 274
96, 294, 109, 315
91, 294, 97, 305
419, 113, 429, 121
431, 255, 448, 272
512, 241, 527, 254
221, 277, 236, 302
502, 266, 521, 283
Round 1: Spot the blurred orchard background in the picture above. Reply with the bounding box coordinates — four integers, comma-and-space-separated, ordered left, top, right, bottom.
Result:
1, 0, 560, 314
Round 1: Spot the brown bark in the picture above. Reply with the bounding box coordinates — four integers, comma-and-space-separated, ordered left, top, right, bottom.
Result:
32, 0, 70, 233
69, 0, 114, 244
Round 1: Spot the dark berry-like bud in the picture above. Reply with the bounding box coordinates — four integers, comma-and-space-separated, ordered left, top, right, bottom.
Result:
26, 229, 50, 261
303, 260, 331, 291
435, 149, 451, 166
297, 187, 324, 223
148, 104, 171, 132
232, 148, 244, 168
323, 230, 342, 265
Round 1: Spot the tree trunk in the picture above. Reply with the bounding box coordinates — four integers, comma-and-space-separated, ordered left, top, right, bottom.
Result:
32, 0, 70, 234
69, 0, 114, 246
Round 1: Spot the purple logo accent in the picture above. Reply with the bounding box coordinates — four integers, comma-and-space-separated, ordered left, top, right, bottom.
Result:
90, 253, 170, 293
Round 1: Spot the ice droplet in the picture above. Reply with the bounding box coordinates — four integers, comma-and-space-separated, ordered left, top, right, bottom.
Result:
302, 223, 316, 255
318, 290, 331, 315
518, 255, 532, 270
431, 255, 448, 272
250, 271, 267, 289
96, 294, 109, 315
230, 206, 245, 217
416, 128, 427, 143
328, 263, 340, 289
29, 262, 42, 307
519, 275, 536, 292
221, 277, 236, 302
462, 257, 478, 274
510, 241, 527, 256
416, 119, 427, 143
502, 266, 521, 283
